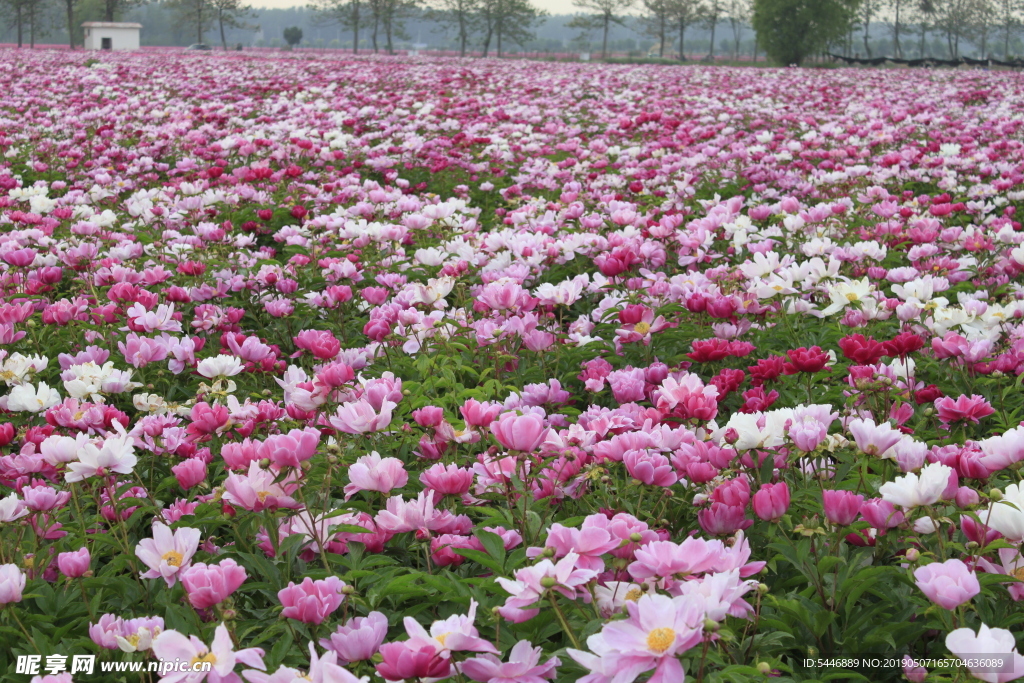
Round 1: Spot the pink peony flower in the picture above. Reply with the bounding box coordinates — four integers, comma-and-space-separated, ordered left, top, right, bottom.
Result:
376, 641, 451, 682
329, 398, 395, 434
0, 564, 26, 604
153, 622, 264, 682
934, 394, 995, 427
914, 559, 981, 610
752, 482, 790, 521
420, 462, 474, 496
490, 411, 551, 452
462, 640, 560, 683
180, 559, 248, 609
822, 489, 865, 526
278, 576, 346, 625
320, 611, 389, 664
344, 451, 409, 500
56, 547, 90, 579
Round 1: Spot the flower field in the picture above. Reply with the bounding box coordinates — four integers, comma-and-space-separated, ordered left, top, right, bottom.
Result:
3, 50, 1024, 682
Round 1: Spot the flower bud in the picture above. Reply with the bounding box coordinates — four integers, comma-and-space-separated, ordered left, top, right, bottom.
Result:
905, 547, 920, 562
990, 488, 1004, 502
540, 577, 557, 589
757, 662, 772, 675
703, 618, 720, 631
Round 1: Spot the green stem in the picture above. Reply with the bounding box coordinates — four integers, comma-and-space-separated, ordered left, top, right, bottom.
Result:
548, 592, 581, 649
7, 607, 41, 654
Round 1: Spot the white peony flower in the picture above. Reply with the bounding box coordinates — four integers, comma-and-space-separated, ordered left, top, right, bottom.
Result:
6, 382, 61, 412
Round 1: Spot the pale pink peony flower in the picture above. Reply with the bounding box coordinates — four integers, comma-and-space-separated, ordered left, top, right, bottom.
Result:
462, 640, 560, 683
344, 451, 409, 500
914, 559, 981, 610
153, 622, 264, 682
134, 522, 201, 587
320, 611, 389, 664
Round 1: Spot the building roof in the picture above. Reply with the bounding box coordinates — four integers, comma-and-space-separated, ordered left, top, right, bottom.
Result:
81, 22, 142, 28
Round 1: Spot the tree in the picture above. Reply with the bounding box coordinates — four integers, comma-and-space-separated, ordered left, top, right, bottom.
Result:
703, 0, 722, 56
100, 0, 144, 22
667, 0, 704, 58
933, 0, 982, 56
751, 0, 857, 64
860, 0, 875, 56
724, 0, 748, 59
641, 0, 671, 55
170, 0, 215, 44
479, 0, 541, 56
916, 0, 937, 56
971, 0, 995, 56
213, 0, 254, 49
427, 0, 480, 56
2, 0, 29, 47
284, 24, 303, 44
996, 0, 1022, 55
888, 0, 905, 56
309, 0, 362, 53
62, 0, 79, 47
570, 0, 633, 58
356, 0, 415, 54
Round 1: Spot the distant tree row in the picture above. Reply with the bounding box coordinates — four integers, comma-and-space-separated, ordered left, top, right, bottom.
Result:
752, 0, 1024, 64
307, 0, 545, 56
1, 0, 1022, 64
0, 0, 254, 47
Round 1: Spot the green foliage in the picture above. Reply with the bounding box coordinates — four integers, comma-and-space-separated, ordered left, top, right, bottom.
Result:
751, 0, 858, 65
283, 25, 303, 46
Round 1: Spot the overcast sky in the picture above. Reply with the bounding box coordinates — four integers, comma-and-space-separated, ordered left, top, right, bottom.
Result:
250, 0, 583, 14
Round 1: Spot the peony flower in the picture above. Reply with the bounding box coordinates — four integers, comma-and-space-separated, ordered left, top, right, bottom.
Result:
180, 559, 247, 609
914, 559, 981, 610
6, 382, 61, 413
65, 424, 137, 483
278, 576, 346, 625
320, 611, 389, 664
0, 564, 26, 604
56, 548, 91, 579
462, 640, 560, 683
196, 354, 244, 379
153, 622, 264, 682
945, 623, 1024, 683
490, 411, 551, 452
344, 451, 409, 500
135, 522, 201, 587
879, 462, 953, 509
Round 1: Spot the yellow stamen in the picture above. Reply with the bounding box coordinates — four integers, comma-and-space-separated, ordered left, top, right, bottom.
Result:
646, 627, 675, 653
191, 652, 217, 667
162, 550, 184, 567
633, 322, 651, 335
624, 588, 643, 601
436, 632, 451, 647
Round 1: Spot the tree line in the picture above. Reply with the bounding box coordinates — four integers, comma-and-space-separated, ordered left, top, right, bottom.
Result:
1, 0, 1022, 64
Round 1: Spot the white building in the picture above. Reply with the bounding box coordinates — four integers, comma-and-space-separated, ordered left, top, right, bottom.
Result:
82, 22, 141, 51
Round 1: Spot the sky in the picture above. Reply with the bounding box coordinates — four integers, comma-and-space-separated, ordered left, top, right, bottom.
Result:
249, 0, 582, 14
